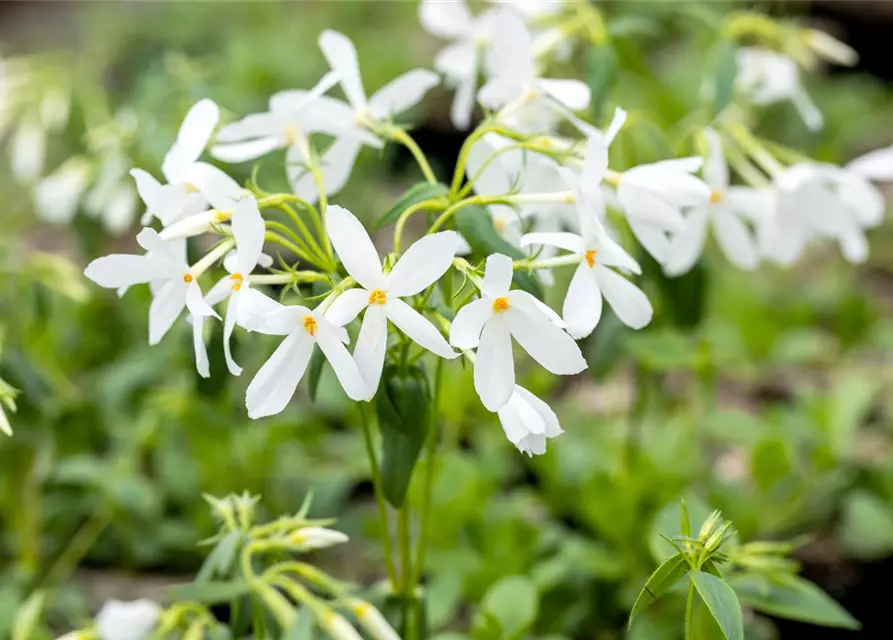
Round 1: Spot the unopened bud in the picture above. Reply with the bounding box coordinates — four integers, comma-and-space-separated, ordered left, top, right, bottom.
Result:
321, 610, 365, 640
349, 599, 401, 640
698, 510, 723, 542
290, 527, 349, 550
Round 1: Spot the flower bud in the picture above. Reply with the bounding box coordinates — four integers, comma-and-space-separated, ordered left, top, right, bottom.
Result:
349, 599, 401, 640
321, 610, 365, 640
290, 526, 349, 550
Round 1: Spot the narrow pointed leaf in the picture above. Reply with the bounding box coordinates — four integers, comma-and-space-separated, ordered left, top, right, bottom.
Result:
730, 574, 859, 630
629, 553, 689, 628
689, 571, 744, 640
377, 182, 449, 228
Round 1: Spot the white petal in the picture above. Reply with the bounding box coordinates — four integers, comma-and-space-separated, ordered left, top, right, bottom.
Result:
353, 305, 389, 395
482, 253, 514, 298
386, 298, 457, 359
593, 266, 653, 329
617, 182, 686, 233
839, 228, 869, 264
205, 275, 233, 307
184, 162, 246, 210
291, 136, 365, 201
319, 30, 367, 107
316, 315, 372, 401
419, 0, 473, 39
488, 9, 535, 85
581, 134, 609, 188
325, 205, 384, 290
538, 78, 591, 111
505, 306, 587, 375
515, 386, 562, 437
791, 87, 823, 131
215, 112, 279, 143
223, 295, 242, 376
562, 262, 602, 339
604, 107, 627, 145
846, 146, 893, 182
520, 231, 585, 254
211, 137, 283, 163
386, 231, 459, 297
702, 128, 728, 190
85, 255, 174, 289
450, 72, 478, 130
628, 218, 672, 264
185, 282, 219, 320
712, 208, 759, 270
11, 119, 46, 182
162, 99, 219, 181
237, 288, 287, 331
95, 599, 161, 640
369, 69, 440, 121
664, 205, 709, 277
506, 290, 566, 329
232, 198, 265, 274
192, 314, 210, 379
249, 304, 307, 336
246, 332, 314, 419
149, 279, 188, 345
130, 168, 163, 213
725, 187, 773, 223
450, 298, 493, 349
325, 288, 371, 326
475, 317, 515, 411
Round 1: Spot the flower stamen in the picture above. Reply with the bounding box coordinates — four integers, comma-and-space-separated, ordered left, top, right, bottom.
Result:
492, 297, 510, 313
229, 273, 244, 291
585, 249, 597, 268
183, 273, 194, 283
303, 315, 318, 337
710, 189, 725, 204
368, 289, 387, 305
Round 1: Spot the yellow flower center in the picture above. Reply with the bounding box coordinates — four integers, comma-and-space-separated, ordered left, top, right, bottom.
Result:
214, 209, 232, 223
368, 289, 388, 305
303, 315, 318, 337
185, 182, 199, 193
493, 218, 507, 233
585, 249, 597, 268
183, 273, 194, 283
284, 124, 299, 146
229, 273, 244, 291
710, 189, 725, 204
492, 297, 510, 313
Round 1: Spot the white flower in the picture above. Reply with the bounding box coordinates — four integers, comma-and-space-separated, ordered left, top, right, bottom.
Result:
419, 0, 495, 129
95, 599, 161, 640
450, 253, 586, 411
131, 99, 219, 227
245, 302, 370, 418
324, 205, 459, 394
522, 176, 651, 338
296, 30, 439, 199
33, 156, 92, 224
84, 228, 219, 351
664, 129, 768, 276
157, 162, 250, 240
84, 151, 139, 235
496, 385, 563, 456
736, 47, 823, 131
291, 526, 349, 550
201, 198, 277, 376
10, 116, 46, 183
478, 9, 589, 125
846, 145, 893, 182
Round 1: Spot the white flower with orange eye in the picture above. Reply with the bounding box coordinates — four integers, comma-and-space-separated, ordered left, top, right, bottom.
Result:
522, 178, 650, 339
496, 385, 563, 456
450, 254, 586, 411
245, 303, 369, 418
131, 99, 219, 227
323, 206, 460, 396
664, 129, 769, 276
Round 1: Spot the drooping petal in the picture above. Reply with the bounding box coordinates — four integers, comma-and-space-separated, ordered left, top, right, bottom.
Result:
148, 279, 188, 345
352, 304, 389, 396
185, 281, 219, 320
712, 208, 760, 271
369, 69, 440, 121
386, 231, 459, 297
130, 168, 163, 215
184, 162, 246, 211
791, 86, 824, 131
246, 332, 314, 419
450, 72, 478, 130
627, 218, 672, 264
419, 0, 473, 39
223, 295, 242, 376
211, 137, 284, 163
515, 386, 562, 438
562, 262, 602, 339
192, 314, 210, 379
386, 298, 457, 359
702, 129, 728, 190
449, 298, 493, 349
325, 288, 371, 326
319, 29, 367, 108
604, 107, 627, 145
581, 134, 609, 188
617, 182, 686, 233
846, 145, 893, 182
504, 307, 587, 375
84, 255, 176, 289
474, 317, 515, 411
162, 99, 219, 181
537, 78, 591, 111
593, 266, 653, 329
481, 253, 514, 298
316, 315, 372, 401
663, 205, 710, 277
839, 227, 869, 264
325, 205, 384, 290
520, 231, 585, 255
232, 198, 266, 275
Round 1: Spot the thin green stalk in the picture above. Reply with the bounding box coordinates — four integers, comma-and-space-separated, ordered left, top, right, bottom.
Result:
450, 123, 499, 196
393, 198, 448, 255
398, 507, 412, 596
272, 203, 329, 264
264, 220, 316, 261
40, 507, 112, 589
264, 232, 321, 268
307, 149, 333, 259
412, 359, 443, 586
391, 128, 438, 185
359, 403, 399, 589
685, 580, 696, 639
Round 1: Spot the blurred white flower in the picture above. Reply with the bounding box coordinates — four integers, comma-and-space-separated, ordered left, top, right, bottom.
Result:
84, 151, 139, 235
290, 526, 349, 550
158, 162, 249, 240
324, 205, 459, 395
664, 129, 768, 276
10, 116, 46, 183
736, 47, 823, 131
350, 600, 402, 640
34, 156, 93, 224
496, 385, 563, 456
245, 301, 370, 418
450, 253, 586, 411
95, 599, 161, 640
846, 145, 893, 182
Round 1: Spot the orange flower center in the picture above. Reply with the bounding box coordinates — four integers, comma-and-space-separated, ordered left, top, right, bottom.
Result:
493, 218, 507, 233
183, 273, 194, 283
492, 297, 510, 313
229, 273, 244, 291
368, 289, 387, 305
303, 315, 317, 337
585, 249, 597, 268
710, 189, 725, 204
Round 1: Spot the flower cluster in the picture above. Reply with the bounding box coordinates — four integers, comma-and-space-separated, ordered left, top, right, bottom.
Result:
78, 2, 891, 455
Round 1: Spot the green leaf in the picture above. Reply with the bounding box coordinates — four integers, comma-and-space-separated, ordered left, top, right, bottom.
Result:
649, 497, 712, 562
679, 499, 692, 540
480, 576, 539, 639
624, 328, 694, 372
629, 553, 689, 628
196, 531, 241, 582
837, 490, 893, 560
12, 590, 46, 640
376, 364, 431, 508
307, 348, 326, 403
711, 39, 738, 117
377, 182, 449, 228
167, 580, 252, 603
587, 45, 618, 122
730, 574, 859, 629
453, 205, 542, 298
750, 438, 791, 493
689, 571, 744, 640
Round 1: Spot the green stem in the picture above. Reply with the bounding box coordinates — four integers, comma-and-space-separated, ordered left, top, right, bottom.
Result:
450, 123, 500, 196
359, 403, 399, 589
307, 149, 333, 259
264, 232, 321, 268
393, 198, 448, 256
412, 359, 443, 587
398, 507, 412, 596
391, 128, 438, 185
40, 507, 112, 589
685, 580, 696, 639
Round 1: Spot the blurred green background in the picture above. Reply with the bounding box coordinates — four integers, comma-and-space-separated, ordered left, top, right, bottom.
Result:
1, 1, 893, 638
